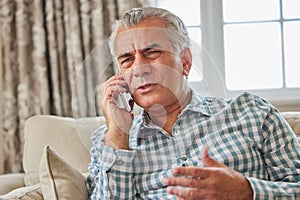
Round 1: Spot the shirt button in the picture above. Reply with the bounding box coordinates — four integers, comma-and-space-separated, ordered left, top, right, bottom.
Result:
181, 156, 188, 161
206, 97, 213, 102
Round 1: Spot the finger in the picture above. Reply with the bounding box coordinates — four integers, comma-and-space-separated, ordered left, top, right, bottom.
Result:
103, 85, 127, 101
201, 146, 224, 168
106, 74, 124, 82
167, 186, 203, 200
102, 79, 128, 95
171, 166, 212, 179
164, 177, 205, 189
105, 79, 128, 88
102, 75, 126, 89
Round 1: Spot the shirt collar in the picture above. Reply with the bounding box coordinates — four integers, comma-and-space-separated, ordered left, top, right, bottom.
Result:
138, 87, 211, 126
131, 88, 212, 141
179, 88, 211, 117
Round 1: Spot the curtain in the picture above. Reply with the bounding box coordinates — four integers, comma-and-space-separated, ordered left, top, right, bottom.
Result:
0, 0, 144, 173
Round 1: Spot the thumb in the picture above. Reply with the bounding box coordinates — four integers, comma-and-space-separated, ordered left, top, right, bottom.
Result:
201, 146, 224, 168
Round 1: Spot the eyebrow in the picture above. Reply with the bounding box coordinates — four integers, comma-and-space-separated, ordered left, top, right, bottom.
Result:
142, 43, 161, 51
117, 43, 162, 60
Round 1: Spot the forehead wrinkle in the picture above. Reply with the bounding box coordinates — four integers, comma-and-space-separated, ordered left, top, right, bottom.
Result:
115, 27, 173, 56
116, 39, 175, 59
117, 42, 163, 58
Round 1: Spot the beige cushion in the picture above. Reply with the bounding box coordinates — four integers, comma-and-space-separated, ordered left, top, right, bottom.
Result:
0, 184, 43, 200
282, 112, 300, 136
39, 146, 88, 200
23, 115, 105, 186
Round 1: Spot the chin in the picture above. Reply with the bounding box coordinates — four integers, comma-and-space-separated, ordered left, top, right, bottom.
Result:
133, 95, 161, 110
135, 100, 157, 110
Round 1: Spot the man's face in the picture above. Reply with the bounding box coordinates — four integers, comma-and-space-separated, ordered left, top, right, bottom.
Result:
114, 17, 189, 111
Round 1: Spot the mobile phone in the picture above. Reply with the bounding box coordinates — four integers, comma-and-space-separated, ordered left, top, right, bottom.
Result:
117, 92, 133, 112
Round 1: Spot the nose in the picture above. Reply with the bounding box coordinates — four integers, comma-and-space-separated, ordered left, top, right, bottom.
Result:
132, 65, 152, 77
132, 54, 152, 77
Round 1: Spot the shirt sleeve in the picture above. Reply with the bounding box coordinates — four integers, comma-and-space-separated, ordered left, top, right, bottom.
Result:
247, 95, 300, 199
87, 126, 136, 199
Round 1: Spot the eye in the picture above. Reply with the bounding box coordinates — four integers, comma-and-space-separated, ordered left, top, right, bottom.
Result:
120, 57, 134, 67
145, 50, 162, 60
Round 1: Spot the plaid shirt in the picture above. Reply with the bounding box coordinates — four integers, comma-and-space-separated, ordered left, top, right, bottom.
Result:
87, 89, 300, 199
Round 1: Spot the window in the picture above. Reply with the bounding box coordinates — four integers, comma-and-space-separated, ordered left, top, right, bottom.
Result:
148, 0, 300, 104
223, 0, 300, 90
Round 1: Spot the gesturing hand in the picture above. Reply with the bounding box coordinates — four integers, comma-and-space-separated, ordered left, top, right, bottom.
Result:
164, 146, 253, 200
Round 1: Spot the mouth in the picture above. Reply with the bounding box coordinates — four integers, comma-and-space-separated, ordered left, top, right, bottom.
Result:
136, 83, 157, 93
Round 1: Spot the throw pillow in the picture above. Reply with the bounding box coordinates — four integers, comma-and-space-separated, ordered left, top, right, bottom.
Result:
39, 145, 88, 200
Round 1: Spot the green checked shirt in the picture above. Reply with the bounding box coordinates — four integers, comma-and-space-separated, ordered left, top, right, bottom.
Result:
87, 89, 300, 199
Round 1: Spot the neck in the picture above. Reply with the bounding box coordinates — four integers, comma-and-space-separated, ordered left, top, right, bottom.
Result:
147, 88, 192, 135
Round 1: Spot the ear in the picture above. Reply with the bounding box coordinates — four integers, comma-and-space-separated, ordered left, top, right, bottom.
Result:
180, 48, 192, 76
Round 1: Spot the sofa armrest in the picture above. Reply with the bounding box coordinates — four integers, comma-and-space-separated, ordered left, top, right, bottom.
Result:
282, 112, 300, 137
0, 173, 25, 195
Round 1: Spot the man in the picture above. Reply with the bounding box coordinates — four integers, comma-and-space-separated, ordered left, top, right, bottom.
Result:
87, 7, 300, 199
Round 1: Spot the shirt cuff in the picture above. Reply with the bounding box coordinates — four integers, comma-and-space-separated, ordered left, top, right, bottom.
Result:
99, 142, 135, 173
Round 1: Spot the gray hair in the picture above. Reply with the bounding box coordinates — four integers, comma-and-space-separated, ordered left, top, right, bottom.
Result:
108, 7, 191, 57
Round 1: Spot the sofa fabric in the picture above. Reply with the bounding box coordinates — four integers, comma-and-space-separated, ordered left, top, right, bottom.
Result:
23, 115, 105, 186
0, 184, 43, 200
0, 173, 25, 195
282, 112, 300, 136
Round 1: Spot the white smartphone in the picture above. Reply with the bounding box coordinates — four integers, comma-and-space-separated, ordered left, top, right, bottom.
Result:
117, 92, 133, 112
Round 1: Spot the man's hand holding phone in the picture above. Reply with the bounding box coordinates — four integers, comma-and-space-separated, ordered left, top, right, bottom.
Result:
101, 75, 134, 150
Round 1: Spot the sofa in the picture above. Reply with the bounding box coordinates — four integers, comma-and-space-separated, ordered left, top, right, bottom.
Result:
0, 112, 299, 199
0, 115, 106, 199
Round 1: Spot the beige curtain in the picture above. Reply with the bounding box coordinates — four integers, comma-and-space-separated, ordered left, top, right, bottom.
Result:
0, 15, 3, 174
0, 0, 144, 173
